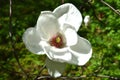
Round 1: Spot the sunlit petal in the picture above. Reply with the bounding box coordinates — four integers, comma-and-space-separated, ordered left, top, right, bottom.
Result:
39, 41, 72, 62
46, 58, 66, 77
53, 3, 82, 31
63, 24, 78, 46
49, 47, 72, 62
23, 28, 44, 54
36, 11, 60, 40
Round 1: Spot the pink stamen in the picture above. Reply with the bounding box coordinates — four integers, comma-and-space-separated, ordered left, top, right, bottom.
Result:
49, 34, 64, 48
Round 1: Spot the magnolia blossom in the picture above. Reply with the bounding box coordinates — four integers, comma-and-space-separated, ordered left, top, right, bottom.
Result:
23, 3, 92, 77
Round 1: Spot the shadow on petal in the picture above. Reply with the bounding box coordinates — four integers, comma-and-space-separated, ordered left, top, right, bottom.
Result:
45, 58, 66, 77
68, 36, 92, 65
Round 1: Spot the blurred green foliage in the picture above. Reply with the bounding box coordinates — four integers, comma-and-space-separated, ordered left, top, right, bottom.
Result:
0, 0, 120, 80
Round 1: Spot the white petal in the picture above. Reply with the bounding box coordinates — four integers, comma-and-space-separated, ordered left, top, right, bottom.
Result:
36, 11, 60, 40
49, 47, 72, 62
53, 3, 82, 31
46, 58, 66, 77
68, 36, 92, 65
39, 41, 72, 63
22, 28, 44, 55
63, 24, 78, 46
39, 41, 51, 55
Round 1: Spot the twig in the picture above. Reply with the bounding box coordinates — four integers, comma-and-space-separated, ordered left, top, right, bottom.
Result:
9, 0, 28, 79
34, 64, 46, 80
37, 75, 86, 80
36, 74, 120, 80
100, 0, 120, 16
88, 1, 106, 25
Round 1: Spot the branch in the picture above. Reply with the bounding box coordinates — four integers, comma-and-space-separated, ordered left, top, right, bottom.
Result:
36, 74, 120, 80
100, 0, 120, 16
36, 75, 86, 80
88, 1, 106, 25
34, 64, 46, 80
9, 0, 28, 79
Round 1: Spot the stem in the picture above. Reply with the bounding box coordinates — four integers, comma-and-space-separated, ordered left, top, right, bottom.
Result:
100, 0, 120, 16
88, 1, 106, 25
9, 0, 28, 79
34, 64, 46, 80
36, 74, 120, 80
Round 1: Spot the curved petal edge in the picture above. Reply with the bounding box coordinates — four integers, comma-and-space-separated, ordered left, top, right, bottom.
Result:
22, 27, 44, 55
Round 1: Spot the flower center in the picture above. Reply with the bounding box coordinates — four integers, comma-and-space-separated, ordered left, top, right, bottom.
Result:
49, 33, 65, 48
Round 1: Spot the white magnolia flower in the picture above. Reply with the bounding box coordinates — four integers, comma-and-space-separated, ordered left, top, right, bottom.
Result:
23, 3, 92, 77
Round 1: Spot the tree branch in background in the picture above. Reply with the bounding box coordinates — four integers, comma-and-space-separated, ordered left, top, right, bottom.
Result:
36, 74, 120, 80
100, 0, 120, 16
88, 1, 106, 25
34, 64, 46, 80
9, 0, 28, 79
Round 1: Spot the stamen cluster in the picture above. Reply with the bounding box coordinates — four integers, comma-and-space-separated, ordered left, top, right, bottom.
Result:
49, 33, 64, 48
